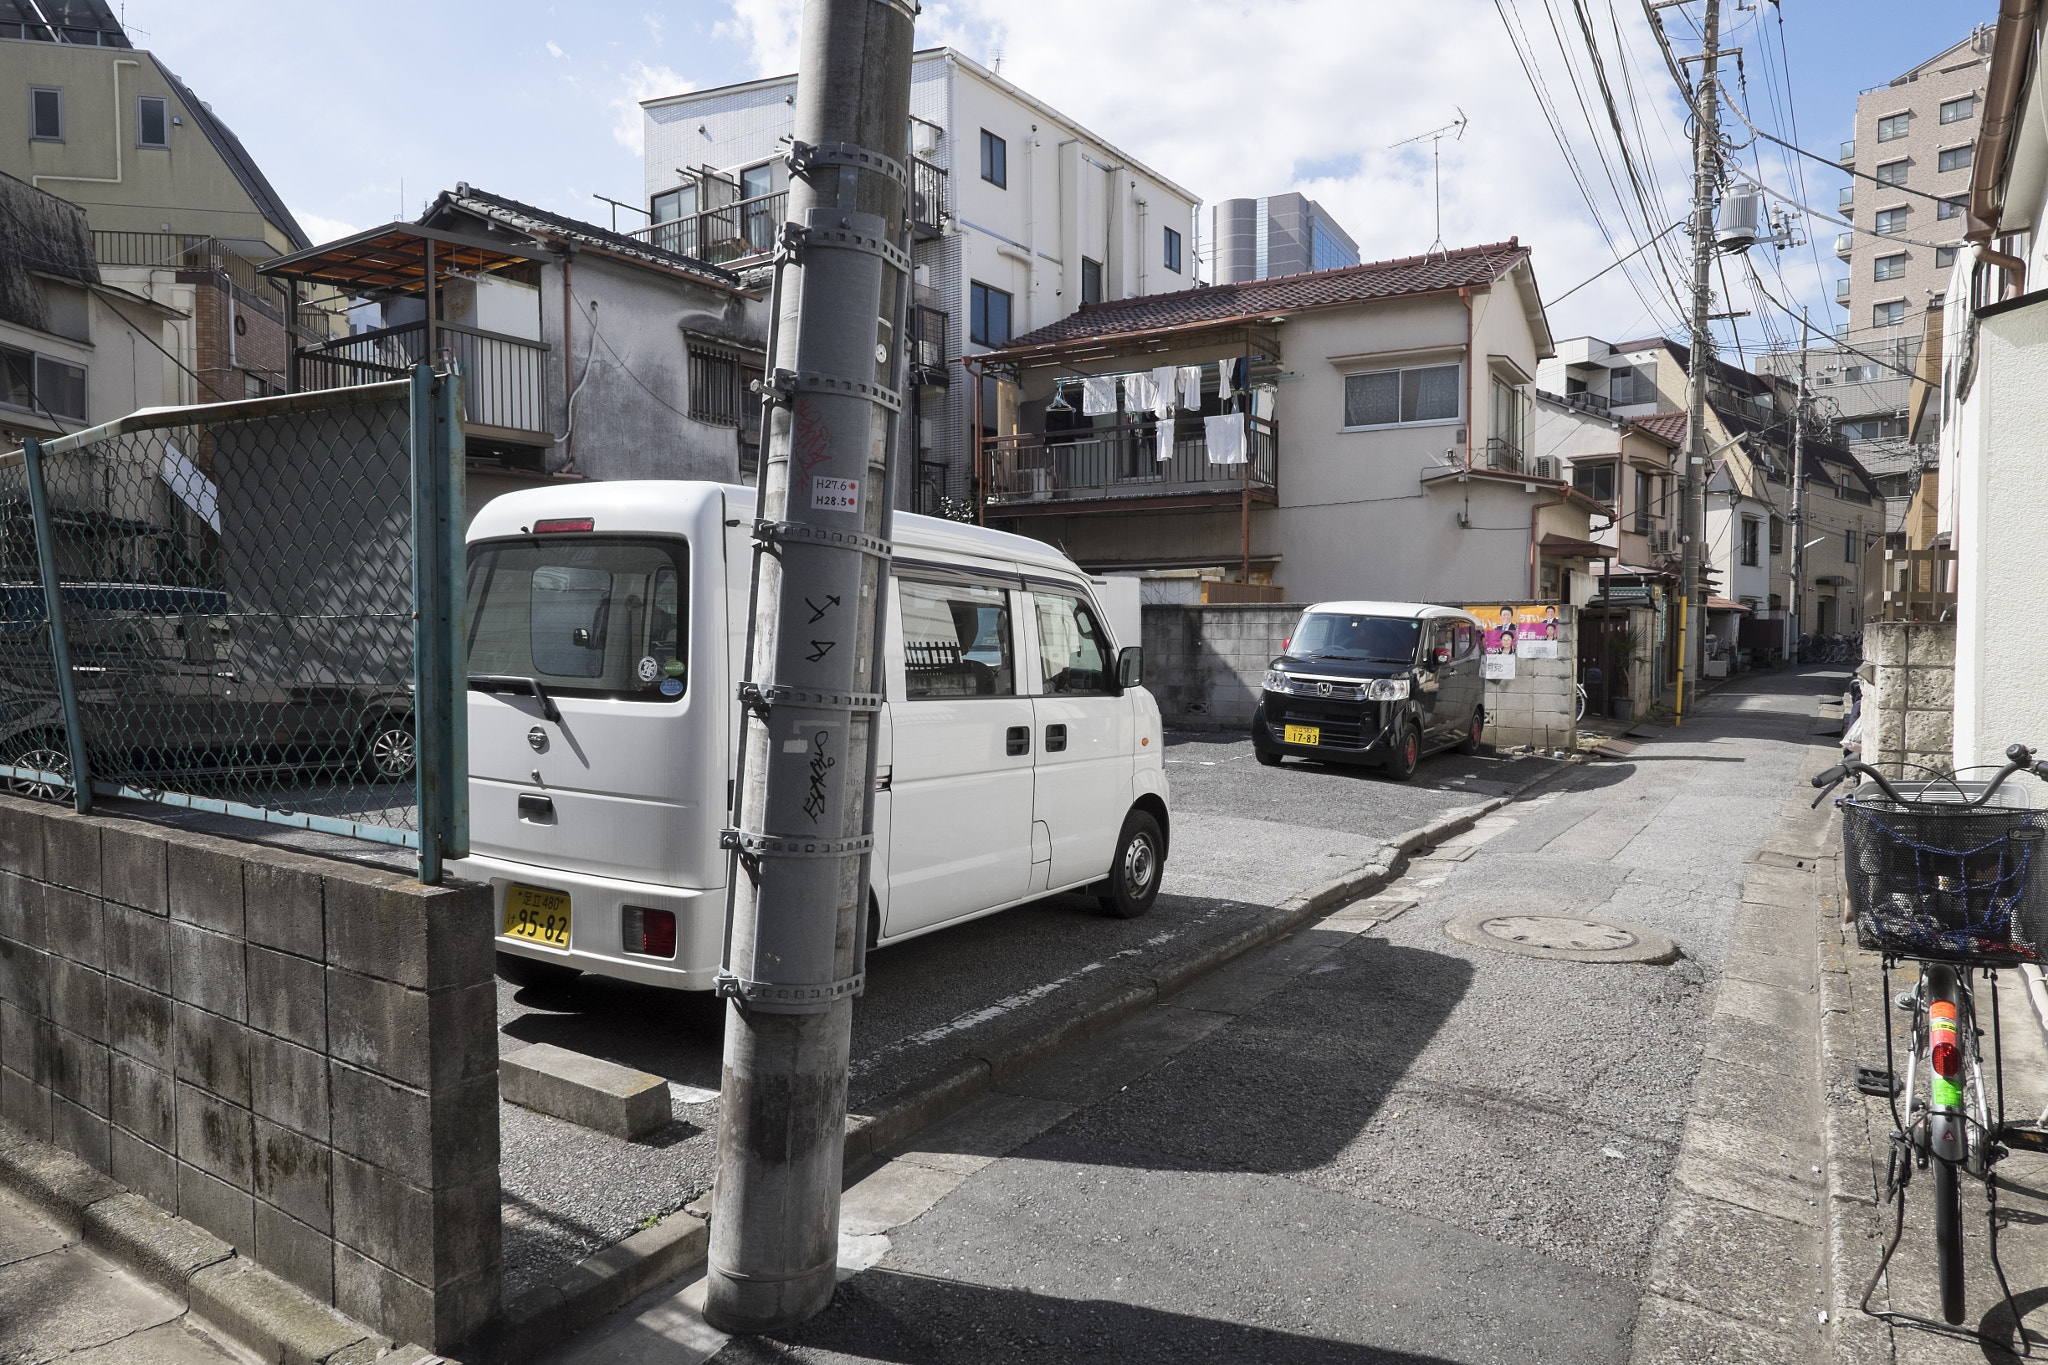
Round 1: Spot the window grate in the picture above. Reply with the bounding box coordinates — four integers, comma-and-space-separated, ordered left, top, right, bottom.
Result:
688, 347, 741, 427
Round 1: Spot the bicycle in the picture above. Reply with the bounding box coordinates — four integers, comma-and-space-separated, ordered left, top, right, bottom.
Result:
1574, 682, 1588, 722
1812, 745, 2048, 1341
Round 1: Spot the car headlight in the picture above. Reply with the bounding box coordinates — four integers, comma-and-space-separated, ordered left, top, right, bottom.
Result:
1262, 669, 1292, 695
1364, 677, 1410, 701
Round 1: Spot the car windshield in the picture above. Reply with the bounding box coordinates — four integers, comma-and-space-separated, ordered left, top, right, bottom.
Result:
465, 537, 688, 700
1290, 612, 1421, 664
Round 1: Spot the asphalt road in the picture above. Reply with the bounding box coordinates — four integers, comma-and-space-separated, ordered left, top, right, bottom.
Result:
552, 666, 1848, 1363
495, 732, 1560, 1299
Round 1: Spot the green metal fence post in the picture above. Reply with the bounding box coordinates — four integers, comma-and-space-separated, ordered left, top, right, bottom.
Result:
410, 364, 468, 883
21, 438, 94, 814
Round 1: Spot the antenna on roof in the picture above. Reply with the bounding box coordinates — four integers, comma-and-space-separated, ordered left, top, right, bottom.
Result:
988, 43, 1003, 75
1389, 108, 1468, 263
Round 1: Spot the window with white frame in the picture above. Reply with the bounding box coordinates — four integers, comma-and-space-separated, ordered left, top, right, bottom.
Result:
1342, 362, 1460, 428
30, 87, 61, 141
1938, 145, 1972, 173
136, 95, 167, 148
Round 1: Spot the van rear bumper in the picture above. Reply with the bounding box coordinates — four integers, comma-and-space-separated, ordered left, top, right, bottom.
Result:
452, 852, 723, 991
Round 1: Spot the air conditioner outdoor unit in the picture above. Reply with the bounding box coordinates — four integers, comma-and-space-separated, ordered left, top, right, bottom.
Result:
1654, 530, 1674, 554
1532, 456, 1557, 480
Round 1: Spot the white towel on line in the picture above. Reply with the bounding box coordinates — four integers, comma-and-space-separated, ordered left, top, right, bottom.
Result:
1124, 371, 1157, 412
1205, 413, 1247, 465
1081, 374, 1117, 415
1179, 365, 1203, 410
1155, 416, 1175, 462
1149, 365, 1179, 419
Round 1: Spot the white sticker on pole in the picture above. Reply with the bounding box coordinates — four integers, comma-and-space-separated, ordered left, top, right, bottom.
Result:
813, 477, 859, 512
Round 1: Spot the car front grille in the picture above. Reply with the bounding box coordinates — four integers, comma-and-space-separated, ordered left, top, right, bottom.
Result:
1279, 698, 1381, 749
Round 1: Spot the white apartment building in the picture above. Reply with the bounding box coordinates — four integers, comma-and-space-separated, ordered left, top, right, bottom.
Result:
639, 49, 1201, 514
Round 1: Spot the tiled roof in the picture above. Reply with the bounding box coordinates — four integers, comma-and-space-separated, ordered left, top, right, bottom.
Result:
991, 240, 1533, 353
431, 186, 741, 290
155, 59, 310, 251
1627, 411, 1687, 446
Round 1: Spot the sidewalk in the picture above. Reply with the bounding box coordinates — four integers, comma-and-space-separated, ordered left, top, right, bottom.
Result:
0, 1183, 243, 1364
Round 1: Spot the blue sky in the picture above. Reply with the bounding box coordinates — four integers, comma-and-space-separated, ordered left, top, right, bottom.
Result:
121, 0, 1985, 351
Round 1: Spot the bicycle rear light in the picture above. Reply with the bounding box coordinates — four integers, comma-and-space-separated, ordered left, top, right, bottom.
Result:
1931, 999, 1962, 1079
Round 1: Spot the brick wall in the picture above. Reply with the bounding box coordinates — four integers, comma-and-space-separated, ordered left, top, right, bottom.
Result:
0, 796, 499, 1350
1862, 620, 1955, 777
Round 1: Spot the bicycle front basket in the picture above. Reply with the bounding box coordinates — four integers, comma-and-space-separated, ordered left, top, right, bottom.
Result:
1841, 796, 2048, 963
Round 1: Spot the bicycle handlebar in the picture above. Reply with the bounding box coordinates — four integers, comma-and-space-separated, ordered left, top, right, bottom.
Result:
1811, 745, 2044, 811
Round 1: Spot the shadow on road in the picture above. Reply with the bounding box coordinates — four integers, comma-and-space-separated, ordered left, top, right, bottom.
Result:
715, 1269, 1467, 1365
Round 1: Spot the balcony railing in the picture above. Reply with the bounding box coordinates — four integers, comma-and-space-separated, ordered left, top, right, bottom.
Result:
1836, 278, 1853, 301
911, 157, 947, 237
1835, 233, 1854, 256
638, 191, 786, 265
985, 417, 1277, 510
910, 305, 949, 385
295, 320, 550, 438
1484, 437, 1523, 473
1839, 186, 1855, 209
1840, 139, 1856, 162
1559, 389, 1609, 413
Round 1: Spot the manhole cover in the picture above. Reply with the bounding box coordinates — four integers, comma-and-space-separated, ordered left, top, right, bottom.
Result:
1445, 912, 1677, 964
1482, 915, 1637, 951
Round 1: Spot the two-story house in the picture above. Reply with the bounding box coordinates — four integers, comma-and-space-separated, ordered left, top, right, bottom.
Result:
962, 239, 1603, 606
263, 186, 768, 525
637, 48, 1202, 515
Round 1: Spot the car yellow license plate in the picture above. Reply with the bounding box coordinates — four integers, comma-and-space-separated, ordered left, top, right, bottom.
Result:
503, 884, 572, 948
1284, 724, 1320, 746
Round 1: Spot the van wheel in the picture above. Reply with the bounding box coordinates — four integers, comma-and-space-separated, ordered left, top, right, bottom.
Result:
1098, 809, 1164, 919
1458, 710, 1485, 755
1385, 721, 1420, 782
495, 952, 582, 989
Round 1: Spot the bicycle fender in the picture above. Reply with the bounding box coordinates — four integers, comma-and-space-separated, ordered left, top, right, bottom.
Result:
1930, 1111, 1967, 1162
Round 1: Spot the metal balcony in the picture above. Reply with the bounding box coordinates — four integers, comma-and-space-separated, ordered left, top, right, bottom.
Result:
1839, 139, 1855, 162
1834, 233, 1854, 257
985, 418, 1278, 514
295, 320, 550, 442
1838, 186, 1855, 209
1484, 437, 1523, 473
1836, 278, 1852, 301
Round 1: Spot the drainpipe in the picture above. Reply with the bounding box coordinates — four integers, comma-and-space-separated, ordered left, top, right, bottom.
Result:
1966, 0, 2041, 292
1460, 287, 1476, 470
559, 245, 576, 470
33, 58, 139, 194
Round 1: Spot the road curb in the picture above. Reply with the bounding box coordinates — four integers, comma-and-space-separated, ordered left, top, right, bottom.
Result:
500, 756, 1580, 1353
0, 1120, 435, 1365
1815, 884, 1894, 1365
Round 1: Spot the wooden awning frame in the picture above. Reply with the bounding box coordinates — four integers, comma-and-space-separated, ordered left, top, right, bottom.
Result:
259, 222, 553, 294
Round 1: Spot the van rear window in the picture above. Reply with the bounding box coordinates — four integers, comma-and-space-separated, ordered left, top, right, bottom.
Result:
466, 537, 687, 700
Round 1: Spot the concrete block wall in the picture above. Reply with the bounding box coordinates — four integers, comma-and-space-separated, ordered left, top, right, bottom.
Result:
1863, 620, 1956, 778
1142, 603, 1301, 730
1480, 603, 1578, 753
0, 795, 499, 1351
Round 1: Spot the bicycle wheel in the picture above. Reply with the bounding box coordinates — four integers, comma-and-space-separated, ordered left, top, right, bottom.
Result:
1933, 1155, 1965, 1324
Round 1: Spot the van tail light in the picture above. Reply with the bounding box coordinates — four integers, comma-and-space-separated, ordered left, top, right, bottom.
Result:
533, 518, 595, 534
623, 906, 676, 958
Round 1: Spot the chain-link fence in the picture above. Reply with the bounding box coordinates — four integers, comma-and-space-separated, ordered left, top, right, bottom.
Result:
0, 368, 467, 880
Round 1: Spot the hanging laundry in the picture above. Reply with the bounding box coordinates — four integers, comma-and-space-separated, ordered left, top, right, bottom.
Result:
1179, 365, 1203, 410
1205, 413, 1247, 464
1217, 359, 1234, 406
1149, 365, 1179, 419
1124, 370, 1157, 413
1155, 415, 1176, 462
1252, 386, 1275, 422
1081, 374, 1117, 415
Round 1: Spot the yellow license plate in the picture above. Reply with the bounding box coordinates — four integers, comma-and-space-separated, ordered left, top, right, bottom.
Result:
1284, 724, 1320, 746
502, 884, 572, 948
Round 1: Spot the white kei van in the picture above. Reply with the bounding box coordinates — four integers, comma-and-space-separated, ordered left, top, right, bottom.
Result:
457, 481, 1170, 991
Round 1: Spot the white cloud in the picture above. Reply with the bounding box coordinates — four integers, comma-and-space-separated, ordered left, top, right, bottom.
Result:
546, 39, 566, 59
612, 61, 692, 153
643, 11, 664, 45
715, 0, 802, 78
295, 211, 360, 245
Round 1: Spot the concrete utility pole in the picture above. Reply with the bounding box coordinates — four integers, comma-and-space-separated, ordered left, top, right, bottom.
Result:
704, 0, 916, 1335
1676, 0, 1721, 728
1790, 307, 1808, 660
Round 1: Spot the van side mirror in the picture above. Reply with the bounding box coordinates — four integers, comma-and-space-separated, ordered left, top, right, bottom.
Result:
1117, 646, 1144, 689
1433, 646, 1452, 666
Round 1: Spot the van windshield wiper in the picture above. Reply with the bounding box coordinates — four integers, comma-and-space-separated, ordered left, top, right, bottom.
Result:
469, 674, 562, 722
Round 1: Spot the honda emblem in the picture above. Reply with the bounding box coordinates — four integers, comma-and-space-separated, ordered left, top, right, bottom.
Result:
1317, 681, 1333, 697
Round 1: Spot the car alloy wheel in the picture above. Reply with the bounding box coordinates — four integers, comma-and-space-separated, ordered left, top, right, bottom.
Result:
5, 746, 71, 802
368, 722, 416, 781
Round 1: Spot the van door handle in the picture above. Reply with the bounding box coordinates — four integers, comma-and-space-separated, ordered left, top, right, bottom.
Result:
1045, 724, 1067, 753
1006, 725, 1030, 756
518, 793, 556, 824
